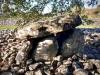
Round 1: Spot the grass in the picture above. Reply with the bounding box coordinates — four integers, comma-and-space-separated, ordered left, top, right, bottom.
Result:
0, 25, 18, 30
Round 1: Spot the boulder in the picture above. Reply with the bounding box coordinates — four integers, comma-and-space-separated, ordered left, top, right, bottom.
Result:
61, 29, 84, 58
15, 40, 32, 65
32, 37, 58, 61
15, 13, 82, 39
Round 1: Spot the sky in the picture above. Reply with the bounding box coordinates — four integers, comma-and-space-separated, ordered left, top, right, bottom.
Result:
42, 0, 100, 14
83, 0, 100, 9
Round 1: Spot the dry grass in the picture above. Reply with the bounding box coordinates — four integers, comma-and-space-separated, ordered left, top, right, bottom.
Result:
82, 6, 100, 18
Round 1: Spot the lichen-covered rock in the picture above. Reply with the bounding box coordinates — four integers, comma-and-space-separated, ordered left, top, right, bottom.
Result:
15, 13, 82, 39
61, 29, 84, 58
32, 37, 58, 61
15, 40, 32, 65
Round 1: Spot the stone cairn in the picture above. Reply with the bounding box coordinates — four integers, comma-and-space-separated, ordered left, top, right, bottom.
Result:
0, 13, 100, 75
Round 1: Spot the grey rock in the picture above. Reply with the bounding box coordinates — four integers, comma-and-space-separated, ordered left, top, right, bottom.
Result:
94, 60, 100, 69
54, 55, 63, 62
8, 56, 15, 65
83, 62, 93, 70
32, 37, 58, 61
44, 61, 51, 65
35, 69, 45, 75
90, 71, 95, 75
63, 60, 72, 66
44, 69, 51, 75
1, 65, 10, 71
15, 13, 82, 39
55, 72, 63, 75
51, 60, 58, 69
1, 72, 12, 75
26, 59, 33, 65
29, 62, 43, 70
95, 73, 100, 75
72, 62, 80, 70
76, 53, 83, 58
25, 71, 34, 75
57, 62, 62, 67
17, 69, 25, 74
83, 54, 88, 60
87, 54, 96, 59
12, 73, 16, 75
11, 67, 20, 73
72, 55, 78, 60
57, 64, 69, 74
97, 69, 100, 73
94, 54, 100, 60
15, 41, 32, 65
61, 29, 84, 58
73, 68, 89, 75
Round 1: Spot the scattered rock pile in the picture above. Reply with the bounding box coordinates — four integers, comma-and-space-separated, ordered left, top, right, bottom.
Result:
0, 14, 100, 75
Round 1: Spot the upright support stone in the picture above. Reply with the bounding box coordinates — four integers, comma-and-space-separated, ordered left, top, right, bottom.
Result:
61, 29, 84, 58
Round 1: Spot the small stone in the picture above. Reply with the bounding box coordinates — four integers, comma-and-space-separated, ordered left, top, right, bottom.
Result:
11, 67, 20, 73
44, 61, 51, 65
26, 59, 33, 65
90, 71, 95, 75
1, 72, 12, 75
1, 65, 10, 71
44, 69, 51, 75
76, 53, 83, 58
63, 60, 72, 66
57, 62, 62, 67
94, 60, 100, 69
54, 55, 63, 62
35, 69, 45, 75
55, 72, 63, 75
72, 55, 78, 60
8, 56, 15, 65
72, 61, 80, 70
29, 62, 43, 70
25, 71, 34, 75
95, 73, 100, 75
17, 69, 25, 74
51, 60, 58, 69
57, 64, 69, 74
83, 62, 93, 70
97, 69, 100, 73
83, 54, 88, 60
73, 68, 89, 75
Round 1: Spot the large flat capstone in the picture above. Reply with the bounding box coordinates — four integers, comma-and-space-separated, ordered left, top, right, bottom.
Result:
15, 13, 82, 39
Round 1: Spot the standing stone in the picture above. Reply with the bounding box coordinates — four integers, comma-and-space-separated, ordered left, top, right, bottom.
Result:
15, 40, 32, 65
32, 37, 58, 61
61, 29, 84, 58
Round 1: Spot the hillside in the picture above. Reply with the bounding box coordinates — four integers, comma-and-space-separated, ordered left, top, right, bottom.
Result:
83, 5, 100, 18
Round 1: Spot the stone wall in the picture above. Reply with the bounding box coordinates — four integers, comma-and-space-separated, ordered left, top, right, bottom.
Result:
0, 18, 18, 25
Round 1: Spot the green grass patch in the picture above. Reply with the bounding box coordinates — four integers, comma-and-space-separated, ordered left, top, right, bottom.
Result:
0, 25, 18, 30
77, 24, 100, 28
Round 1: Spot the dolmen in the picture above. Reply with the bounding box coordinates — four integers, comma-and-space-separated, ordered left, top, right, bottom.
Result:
0, 13, 86, 75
